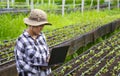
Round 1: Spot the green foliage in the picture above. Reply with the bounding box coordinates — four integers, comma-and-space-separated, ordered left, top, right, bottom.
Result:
34, 3, 58, 11
85, 0, 105, 5
0, 13, 26, 40
14, 0, 105, 5
15, 0, 25, 2
0, 9, 120, 40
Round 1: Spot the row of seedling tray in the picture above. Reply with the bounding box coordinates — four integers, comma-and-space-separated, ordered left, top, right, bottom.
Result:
50, 32, 120, 76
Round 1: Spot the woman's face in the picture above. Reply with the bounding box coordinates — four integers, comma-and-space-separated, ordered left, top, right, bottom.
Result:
31, 25, 45, 35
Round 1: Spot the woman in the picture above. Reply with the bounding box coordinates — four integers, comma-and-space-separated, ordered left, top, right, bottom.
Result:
14, 9, 52, 76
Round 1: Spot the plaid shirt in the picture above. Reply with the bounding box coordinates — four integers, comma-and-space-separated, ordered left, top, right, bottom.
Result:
14, 31, 51, 75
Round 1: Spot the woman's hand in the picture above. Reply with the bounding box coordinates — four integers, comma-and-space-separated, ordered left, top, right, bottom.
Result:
46, 55, 50, 62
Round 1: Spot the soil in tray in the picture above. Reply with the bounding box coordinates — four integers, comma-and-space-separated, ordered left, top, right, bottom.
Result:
100, 56, 120, 76
84, 52, 117, 76
52, 39, 118, 75
75, 53, 109, 75
72, 48, 116, 75
55, 49, 98, 75
88, 48, 120, 75
65, 43, 111, 75
62, 46, 105, 75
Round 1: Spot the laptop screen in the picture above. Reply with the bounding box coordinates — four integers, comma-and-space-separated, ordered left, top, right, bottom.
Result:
48, 45, 69, 66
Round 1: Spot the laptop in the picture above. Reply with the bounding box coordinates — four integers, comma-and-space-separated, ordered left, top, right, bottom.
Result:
40, 45, 69, 66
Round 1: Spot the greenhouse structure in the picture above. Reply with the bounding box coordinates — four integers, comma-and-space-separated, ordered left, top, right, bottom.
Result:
0, 0, 120, 76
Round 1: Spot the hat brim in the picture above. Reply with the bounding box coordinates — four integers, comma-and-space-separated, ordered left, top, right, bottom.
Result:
24, 18, 52, 26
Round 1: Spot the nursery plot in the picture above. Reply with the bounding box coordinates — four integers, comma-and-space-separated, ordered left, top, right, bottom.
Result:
50, 32, 120, 76
0, 47, 15, 65
0, 39, 15, 50
0, 40, 15, 65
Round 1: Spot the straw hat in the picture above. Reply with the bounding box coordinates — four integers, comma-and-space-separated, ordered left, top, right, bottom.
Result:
24, 9, 52, 26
